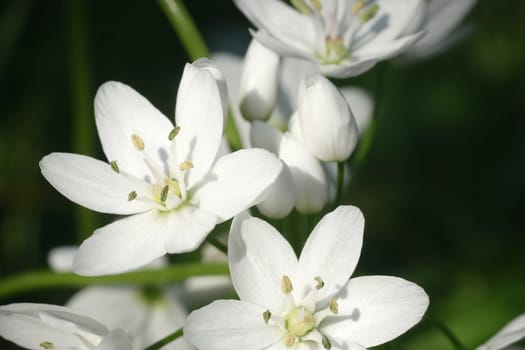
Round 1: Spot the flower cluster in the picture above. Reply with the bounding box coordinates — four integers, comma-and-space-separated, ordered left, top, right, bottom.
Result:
4, 2, 517, 350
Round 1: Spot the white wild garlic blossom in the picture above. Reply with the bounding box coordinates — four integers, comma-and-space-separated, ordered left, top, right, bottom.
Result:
39, 59, 282, 276
0, 303, 133, 350
233, 0, 426, 78
184, 206, 429, 350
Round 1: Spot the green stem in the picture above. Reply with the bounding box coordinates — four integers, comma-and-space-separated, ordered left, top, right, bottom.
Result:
206, 236, 228, 255
158, 0, 209, 60
64, 0, 98, 243
0, 263, 228, 300
225, 110, 242, 151
334, 161, 345, 206
350, 62, 387, 180
144, 328, 183, 350
429, 319, 468, 350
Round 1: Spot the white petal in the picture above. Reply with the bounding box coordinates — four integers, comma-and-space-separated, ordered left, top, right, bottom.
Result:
0, 303, 107, 350
163, 205, 218, 254
239, 39, 280, 121
184, 300, 283, 350
234, 0, 317, 54
193, 58, 229, 122
322, 276, 429, 347
175, 63, 224, 188
352, 0, 425, 48
477, 314, 525, 350
195, 149, 283, 221
47, 245, 77, 272
40, 153, 152, 215
279, 133, 328, 214
250, 121, 283, 155
298, 74, 359, 162
250, 28, 314, 60
319, 58, 378, 79
257, 163, 296, 219
212, 52, 253, 148
96, 329, 133, 350
229, 213, 298, 310
138, 297, 190, 350
341, 87, 374, 135
354, 31, 426, 60
67, 286, 148, 335
73, 210, 170, 276
410, 0, 477, 55
297, 206, 364, 301
269, 58, 319, 129
94, 81, 173, 180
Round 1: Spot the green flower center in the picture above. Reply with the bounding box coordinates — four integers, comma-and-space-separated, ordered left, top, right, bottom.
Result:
286, 307, 315, 337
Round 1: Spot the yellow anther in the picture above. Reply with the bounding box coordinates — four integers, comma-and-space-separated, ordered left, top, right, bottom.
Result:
284, 334, 296, 347
110, 160, 120, 173
179, 161, 194, 171
128, 191, 137, 202
322, 335, 332, 350
263, 310, 271, 324
329, 299, 339, 314
315, 276, 325, 290
160, 185, 169, 203
169, 126, 181, 141
353, 0, 365, 14
310, 0, 322, 11
40, 342, 54, 349
281, 275, 293, 294
359, 4, 379, 23
131, 134, 145, 151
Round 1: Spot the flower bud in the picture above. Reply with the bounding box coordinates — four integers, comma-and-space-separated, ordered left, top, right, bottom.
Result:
340, 87, 374, 135
239, 39, 280, 121
298, 74, 359, 162
279, 133, 328, 214
250, 121, 296, 218
256, 162, 296, 219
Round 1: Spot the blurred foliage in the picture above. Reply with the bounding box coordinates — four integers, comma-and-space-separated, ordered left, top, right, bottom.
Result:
0, 0, 524, 349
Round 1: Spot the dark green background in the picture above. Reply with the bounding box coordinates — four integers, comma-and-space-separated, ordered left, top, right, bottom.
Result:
0, 0, 524, 349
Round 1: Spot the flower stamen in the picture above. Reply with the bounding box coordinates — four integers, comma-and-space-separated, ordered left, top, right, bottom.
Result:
159, 185, 169, 203
284, 333, 296, 347
179, 161, 194, 171
353, 0, 365, 15
359, 4, 379, 23
128, 191, 138, 201
39, 342, 54, 349
281, 275, 293, 294
131, 134, 145, 151
168, 126, 181, 141
310, 0, 322, 11
329, 299, 339, 314
263, 310, 271, 324
110, 160, 120, 173
315, 276, 325, 289
321, 334, 332, 350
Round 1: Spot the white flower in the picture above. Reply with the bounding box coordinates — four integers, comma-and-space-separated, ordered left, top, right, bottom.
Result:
476, 314, 525, 350
0, 303, 133, 350
40, 60, 283, 276
251, 121, 328, 217
233, 0, 426, 78
184, 206, 429, 350
297, 74, 359, 162
47, 247, 192, 350
239, 39, 281, 121
405, 0, 477, 59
